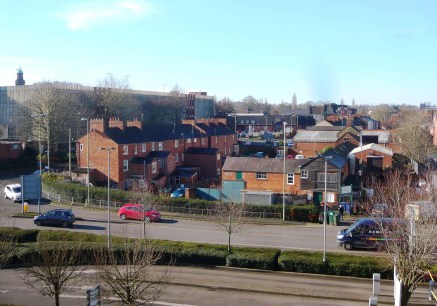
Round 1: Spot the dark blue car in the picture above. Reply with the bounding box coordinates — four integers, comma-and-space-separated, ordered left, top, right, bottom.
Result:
34, 209, 75, 228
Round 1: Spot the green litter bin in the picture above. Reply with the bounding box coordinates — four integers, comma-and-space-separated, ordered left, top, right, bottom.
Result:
334, 213, 341, 226
328, 211, 335, 225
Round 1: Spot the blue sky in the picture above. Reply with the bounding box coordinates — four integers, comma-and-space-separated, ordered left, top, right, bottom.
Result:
1, 0, 436, 105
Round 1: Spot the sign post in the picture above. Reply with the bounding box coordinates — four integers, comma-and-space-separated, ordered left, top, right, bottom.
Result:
87, 285, 100, 306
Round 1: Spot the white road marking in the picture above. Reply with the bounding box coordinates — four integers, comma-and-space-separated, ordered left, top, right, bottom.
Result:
0, 290, 9, 294
60, 294, 196, 306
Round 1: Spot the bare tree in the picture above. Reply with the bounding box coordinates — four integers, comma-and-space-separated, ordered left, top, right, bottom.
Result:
96, 74, 139, 120
210, 202, 247, 251
365, 170, 437, 306
21, 241, 86, 306
216, 97, 235, 115
398, 110, 436, 164
93, 236, 173, 305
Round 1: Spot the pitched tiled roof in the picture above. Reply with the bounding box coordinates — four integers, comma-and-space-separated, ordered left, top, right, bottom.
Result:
361, 130, 390, 143
294, 130, 340, 142
196, 122, 235, 136
321, 141, 357, 169
350, 143, 393, 156
222, 156, 307, 173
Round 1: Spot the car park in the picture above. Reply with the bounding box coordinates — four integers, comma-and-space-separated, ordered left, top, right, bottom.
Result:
170, 187, 186, 198
117, 203, 161, 222
34, 209, 75, 228
4, 184, 22, 202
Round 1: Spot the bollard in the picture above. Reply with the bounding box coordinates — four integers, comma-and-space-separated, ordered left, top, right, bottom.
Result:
369, 295, 378, 306
430, 280, 435, 301
373, 273, 381, 296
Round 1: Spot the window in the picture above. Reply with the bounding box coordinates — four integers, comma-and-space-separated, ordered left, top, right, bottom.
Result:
139, 180, 145, 187
187, 138, 192, 143
134, 145, 138, 155
217, 168, 221, 175
215, 136, 218, 144
123, 145, 128, 155
224, 136, 227, 143
142, 143, 146, 152
175, 153, 178, 162
224, 147, 226, 154
301, 170, 308, 179
317, 172, 337, 183
236, 171, 242, 180
152, 162, 157, 173
327, 192, 335, 203
151, 142, 155, 151
194, 138, 197, 143
175, 140, 179, 148
158, 142, 163, 150
344, 137, 350, 142
158, 160, 163, 168
80, 144, 83, 151
123, 160, 128, 171
182, 153, 184, 161
287, 173, 294, 185
256, 172, 267, 179
217, 153, 221, 160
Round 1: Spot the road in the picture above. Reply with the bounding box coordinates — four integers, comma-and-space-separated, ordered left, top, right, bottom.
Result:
0, 266, 434, 306
1, 176, 375, 255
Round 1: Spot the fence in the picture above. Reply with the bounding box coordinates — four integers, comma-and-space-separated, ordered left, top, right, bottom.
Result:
42, 191, 283, 219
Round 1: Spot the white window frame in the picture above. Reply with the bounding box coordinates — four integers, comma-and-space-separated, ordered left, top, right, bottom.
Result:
123, 145, 128, 155
134, 145, 138, 155
123, 160, 128, 171
215, 136, 218, 144
142, 143, 146, 152
301, 170, 308, 179
194, 138, 197, 143
187, 138, 192, 144
217, 153, 221, 161
287, 173, 294, 185
151, 142, 155, 151
327, 192, 335, 203
175, 153, 178, 162
224, 136, 227, 143
152, 162, 157, 173
256, 172, 267, 179
158, 142, 163, 151
317, 172, 337, 183
175, 140, 179, 148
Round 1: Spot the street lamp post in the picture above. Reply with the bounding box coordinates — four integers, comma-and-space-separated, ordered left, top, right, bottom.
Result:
323, 155, 333, 262
283, 122, 287, 221
100, 147, 115, 248
31, 113, 46, 214
81, 118, 90, 206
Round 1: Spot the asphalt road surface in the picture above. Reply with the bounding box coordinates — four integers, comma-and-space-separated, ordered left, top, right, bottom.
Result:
1, 176, 376, 255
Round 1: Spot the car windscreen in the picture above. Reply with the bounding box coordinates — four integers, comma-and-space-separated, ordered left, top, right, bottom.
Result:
12, 187, 21, 193
344, 219, 367, 234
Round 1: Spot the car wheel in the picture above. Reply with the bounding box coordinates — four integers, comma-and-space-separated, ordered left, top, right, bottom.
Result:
35, 220, 42, 226
343, 242, 353, 251
61, 221, 68, 228
120, 214, 126, 220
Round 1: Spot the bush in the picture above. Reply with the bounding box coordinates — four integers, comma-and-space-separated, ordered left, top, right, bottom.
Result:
0, 227, 39, 243
278, 251, 393, 279
226, 248, 281, 270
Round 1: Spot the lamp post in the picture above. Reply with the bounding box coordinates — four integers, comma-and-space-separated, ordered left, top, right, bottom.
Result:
99, 147, 115, 248
323, 155, 333, 262
81, 118, 90, 206
31, 113, 46, 214
283, 122, 287, 221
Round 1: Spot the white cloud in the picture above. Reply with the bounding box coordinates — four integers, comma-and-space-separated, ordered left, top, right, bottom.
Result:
54, 0, 154, 31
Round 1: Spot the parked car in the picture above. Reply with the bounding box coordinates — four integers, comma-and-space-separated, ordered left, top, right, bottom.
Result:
170, 187, 186, 198
34, 209, 75, 228
4, 184, 22, 202
117, 203, 161, 222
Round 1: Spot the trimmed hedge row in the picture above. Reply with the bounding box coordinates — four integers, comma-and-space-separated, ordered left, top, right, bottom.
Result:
2, 228, 399, 279
0, 227, 39, 243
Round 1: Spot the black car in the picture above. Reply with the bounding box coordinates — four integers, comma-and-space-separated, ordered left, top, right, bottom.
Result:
33, 209, 76, 228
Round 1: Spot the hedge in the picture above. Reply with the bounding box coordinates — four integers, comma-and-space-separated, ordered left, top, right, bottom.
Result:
278, 251, 393, 279
5, 228, 428, 280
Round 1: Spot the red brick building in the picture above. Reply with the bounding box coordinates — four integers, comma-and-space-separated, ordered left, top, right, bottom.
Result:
76, 118, 236, 189
0, 140, 23, 161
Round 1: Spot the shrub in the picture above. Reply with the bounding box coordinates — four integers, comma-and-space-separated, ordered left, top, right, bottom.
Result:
0, 227, 39, 243
226, 248, 281, 270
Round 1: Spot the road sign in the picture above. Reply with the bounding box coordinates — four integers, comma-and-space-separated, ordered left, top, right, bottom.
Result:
21, 175, 41, 200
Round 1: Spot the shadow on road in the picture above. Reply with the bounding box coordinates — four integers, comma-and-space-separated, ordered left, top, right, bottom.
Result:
159, 219, 178, 224
73, 224, 106, 230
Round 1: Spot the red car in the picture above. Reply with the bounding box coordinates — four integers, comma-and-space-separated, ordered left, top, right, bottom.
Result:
117, 203, 161, 222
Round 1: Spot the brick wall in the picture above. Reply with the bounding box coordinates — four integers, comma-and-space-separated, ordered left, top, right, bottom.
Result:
222, 170, 303, 195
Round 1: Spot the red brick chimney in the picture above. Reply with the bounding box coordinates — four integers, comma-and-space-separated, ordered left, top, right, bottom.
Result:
90, 118, 106, 133
108, 118, 126, 131
127, 118, 142, 129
